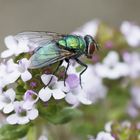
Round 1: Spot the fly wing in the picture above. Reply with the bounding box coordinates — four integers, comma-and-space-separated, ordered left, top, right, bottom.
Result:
15, 31, 66, 51
29, 41, 75, 69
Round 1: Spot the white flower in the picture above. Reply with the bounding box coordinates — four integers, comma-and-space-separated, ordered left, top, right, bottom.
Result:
120, 21, 140, 47
72, 19, 99, 37
0, 58, 31, 87
95, 51, 129, 79
23, 90, 39, 110
39, 74, 68, 102
0, 88, 15, 114
17, 58, 32, 82
123, 52, 140, 78
131, 86, 140, 107
65, 65, 107, 105
81, 65, 107, 103
96, 131, 115, 140
104, 121, 113, 133
39, 85, 66, 102
6, 101, 38, 125
65, 65, 92, 105
0, 59, 20, 87
65, 86, 92, 106
1, 36, 29, 58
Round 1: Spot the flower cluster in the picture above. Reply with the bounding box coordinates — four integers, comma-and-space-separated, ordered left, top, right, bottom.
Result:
0, 20, 140, 140
0, 32, 107, 126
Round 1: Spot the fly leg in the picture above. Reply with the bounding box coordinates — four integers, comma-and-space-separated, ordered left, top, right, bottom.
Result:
75, 58, 87, 88
64, 59, 70, 86
46, 60, 63, 86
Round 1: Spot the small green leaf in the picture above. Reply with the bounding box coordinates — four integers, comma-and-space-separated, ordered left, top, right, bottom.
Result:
53, 107, 82, 124
0, 124, 31, 140
39, 100, 82, 124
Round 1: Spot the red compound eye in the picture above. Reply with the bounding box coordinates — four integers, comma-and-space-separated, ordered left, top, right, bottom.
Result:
88, 43, 95, 56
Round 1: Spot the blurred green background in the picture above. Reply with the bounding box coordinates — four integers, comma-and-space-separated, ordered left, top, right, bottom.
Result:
0, 0, 140, 51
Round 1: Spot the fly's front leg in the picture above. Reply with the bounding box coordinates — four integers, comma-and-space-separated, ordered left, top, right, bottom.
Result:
46, 60, 63, 86
75, 58, 87, 88
64, 59, 70, 86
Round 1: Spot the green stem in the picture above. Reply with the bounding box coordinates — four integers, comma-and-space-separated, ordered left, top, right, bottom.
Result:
27, 125, 37, 140
27, 118, 46, 140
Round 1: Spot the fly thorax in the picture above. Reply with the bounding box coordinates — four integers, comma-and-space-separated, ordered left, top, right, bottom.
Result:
59, 35, 79, 49
58, 35, 86, 54
65, 35, 79, 49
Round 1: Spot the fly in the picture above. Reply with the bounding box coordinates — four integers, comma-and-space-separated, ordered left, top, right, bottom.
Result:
15, 31, 99, 87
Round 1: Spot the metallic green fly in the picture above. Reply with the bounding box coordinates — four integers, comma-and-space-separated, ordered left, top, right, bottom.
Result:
16, 31, 99, 87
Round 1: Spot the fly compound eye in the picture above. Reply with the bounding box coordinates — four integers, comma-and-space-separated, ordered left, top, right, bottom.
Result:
88, 42, 95, 56
84, 35, 96, 58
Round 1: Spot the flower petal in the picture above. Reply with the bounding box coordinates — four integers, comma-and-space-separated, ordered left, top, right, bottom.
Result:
3, 103, 14, 114
28, 109, 38, 120
54, 81, 70, 92
66, 74, 79, 89
72, 20, 99, 37
23, 100, 34, 110
52, 89, 66, 100
18, 116, 29, 124
4, 36, 17, 50
6, 114, 18, 125
18, 58, 30, 71
65, 92, 79, 105
41, 74, 58, 86
105, 121, 113, 132
24, 90, 38, 101
103, 51, 119, 66
13, 101, 23, 113
1, 50, 14, 58
39, 87, 52, 102
4, 88, 15, 102
23, 90, 39, 109
7, 71, 20, 84
77, 90, 92, 105
21, 71, 32, 82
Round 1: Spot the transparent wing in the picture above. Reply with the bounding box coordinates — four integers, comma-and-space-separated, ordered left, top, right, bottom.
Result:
29, 41, 75, 69
15, 31, 66, 50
